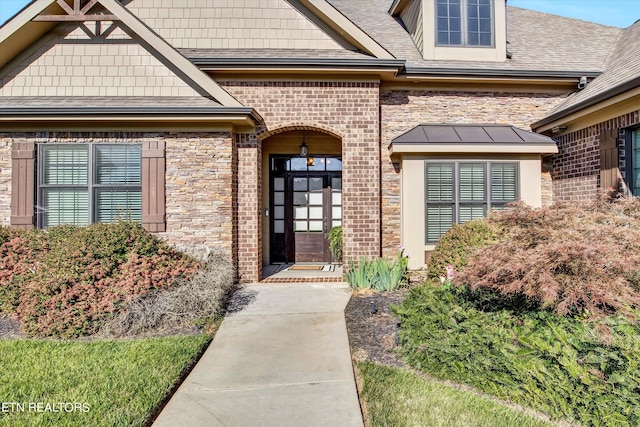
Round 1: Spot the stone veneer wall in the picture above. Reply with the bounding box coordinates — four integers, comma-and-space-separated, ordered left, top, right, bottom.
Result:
0, 132, 234, 257
0, 135, 11, 225
222, 81, 381, 282
552, 109, 640, 201
162, 132, 234, 255
380, 90, 566, 259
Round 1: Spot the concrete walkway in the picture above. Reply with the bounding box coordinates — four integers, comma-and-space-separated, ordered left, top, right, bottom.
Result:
153, 282, 364, 427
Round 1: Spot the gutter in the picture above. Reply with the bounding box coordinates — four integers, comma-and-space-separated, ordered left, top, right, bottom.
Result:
189, 57, 406, 71
0, 106, 263, 122
190, 57, 603, 82
532, 75, 640, 129
0, 106, 264, 123
403, 67, 602, 79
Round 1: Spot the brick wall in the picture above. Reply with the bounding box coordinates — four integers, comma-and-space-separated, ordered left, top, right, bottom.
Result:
235, 132, 262, 283
551, 109, 640, 201
222, 81, 381, 282
380, 90, 565, 258
551, 129, 600, 201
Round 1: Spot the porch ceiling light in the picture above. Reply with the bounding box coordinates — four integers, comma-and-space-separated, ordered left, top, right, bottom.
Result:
299, 140, 308, 158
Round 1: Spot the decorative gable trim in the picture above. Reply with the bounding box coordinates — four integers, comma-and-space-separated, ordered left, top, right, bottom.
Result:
1, 0, 243, 108
99, 0, 242, 107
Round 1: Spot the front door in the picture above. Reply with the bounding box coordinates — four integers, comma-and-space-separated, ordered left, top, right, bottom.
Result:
270, 156, 342, 263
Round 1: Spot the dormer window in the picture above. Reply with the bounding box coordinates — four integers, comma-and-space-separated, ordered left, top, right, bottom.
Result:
436, 0, 493, 47
391, 0, 505, 61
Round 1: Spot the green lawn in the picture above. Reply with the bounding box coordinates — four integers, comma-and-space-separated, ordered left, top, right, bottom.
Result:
0, 335, 210, 426
356, 361, 555, 427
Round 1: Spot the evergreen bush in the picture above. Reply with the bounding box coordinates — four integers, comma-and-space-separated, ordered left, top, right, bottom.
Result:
329, 225, 343, 262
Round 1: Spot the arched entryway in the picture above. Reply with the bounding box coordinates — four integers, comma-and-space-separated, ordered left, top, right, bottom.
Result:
261, 128, 342, 265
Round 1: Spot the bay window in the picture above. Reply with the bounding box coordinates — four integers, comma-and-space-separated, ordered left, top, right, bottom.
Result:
425, 161, 518, 243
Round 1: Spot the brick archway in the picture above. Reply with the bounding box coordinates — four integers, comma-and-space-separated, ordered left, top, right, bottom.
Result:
260, 126, 343, 268
257, 123, 343, 142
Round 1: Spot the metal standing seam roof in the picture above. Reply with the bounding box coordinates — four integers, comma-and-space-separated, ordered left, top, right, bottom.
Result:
392, 124, 558, 145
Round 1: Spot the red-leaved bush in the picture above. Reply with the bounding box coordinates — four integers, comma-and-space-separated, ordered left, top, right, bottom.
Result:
453, 194, 640, 319
0, 221, 198, 338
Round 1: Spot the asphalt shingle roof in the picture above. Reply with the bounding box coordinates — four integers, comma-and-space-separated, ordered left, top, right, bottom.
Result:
326, 1, 622, 72
178, 48, 372, 60
0, 96, 222, 109
547, 19, 640, 116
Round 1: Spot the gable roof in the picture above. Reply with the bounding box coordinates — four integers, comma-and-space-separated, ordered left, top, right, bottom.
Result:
534, 20, 640, 128
327, 1, 622, 75
119, 0, 393, 59
0, 0, 243, 107
2, 1, 624, 77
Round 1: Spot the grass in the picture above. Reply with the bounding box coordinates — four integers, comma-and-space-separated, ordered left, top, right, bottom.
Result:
0, 335, 211, 426
356, 361, 555, 427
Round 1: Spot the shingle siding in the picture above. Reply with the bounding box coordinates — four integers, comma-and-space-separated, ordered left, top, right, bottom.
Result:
0, 26, 200, 98
125, 0, 344, 50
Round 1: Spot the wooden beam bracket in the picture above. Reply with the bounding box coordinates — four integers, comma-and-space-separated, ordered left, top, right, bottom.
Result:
31, 0, 119, 22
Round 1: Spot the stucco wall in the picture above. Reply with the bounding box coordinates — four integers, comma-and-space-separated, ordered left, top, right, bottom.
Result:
401, 153, 542, 269
380, 89, 567, 260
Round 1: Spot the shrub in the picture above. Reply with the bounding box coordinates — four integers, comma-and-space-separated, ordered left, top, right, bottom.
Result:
346, 248, 408, 291
0, 221, 199, 338
426, 220, 497, 281
0, 228, 46, 314
455, 197, 640, 319
329, 226, 343, 262
100, 253, 236, 337
394, 283, 640, 426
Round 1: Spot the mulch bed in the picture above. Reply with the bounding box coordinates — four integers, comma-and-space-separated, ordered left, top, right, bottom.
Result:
3, 287, 410, 355
0, 314, 24, 339
344, 288, 409, 367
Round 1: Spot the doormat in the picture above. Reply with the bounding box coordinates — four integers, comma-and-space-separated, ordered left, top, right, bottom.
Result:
288, 265, 324, 271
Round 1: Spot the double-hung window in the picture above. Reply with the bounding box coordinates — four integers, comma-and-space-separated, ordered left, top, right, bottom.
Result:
37, 144, 142, 228
436, 0, 493, 47
425, 161, 518, 243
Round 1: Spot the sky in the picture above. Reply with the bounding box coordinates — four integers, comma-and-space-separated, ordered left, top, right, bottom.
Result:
1, 0, 640, 27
